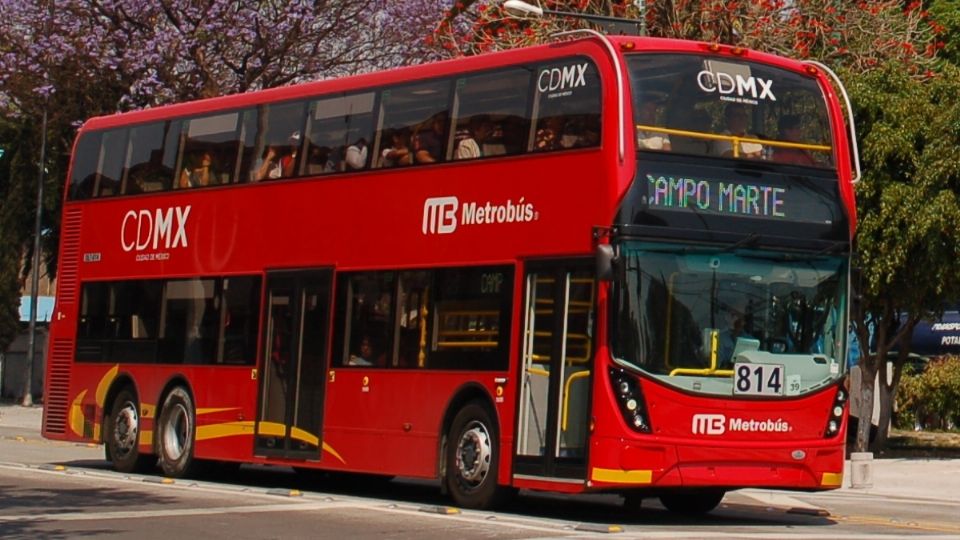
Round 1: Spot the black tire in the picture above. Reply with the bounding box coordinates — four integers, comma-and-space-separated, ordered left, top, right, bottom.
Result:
157, 387, 199, 478
105, 388, 155, 473
659, 489, 725, 515
444, 402, 510, 509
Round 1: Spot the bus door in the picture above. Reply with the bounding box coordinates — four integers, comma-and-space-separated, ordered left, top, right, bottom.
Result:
515, 260, 595, 480
256, 270, 332, 459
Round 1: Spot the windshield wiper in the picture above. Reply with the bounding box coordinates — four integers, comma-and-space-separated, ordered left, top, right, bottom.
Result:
720, 232, 761, 252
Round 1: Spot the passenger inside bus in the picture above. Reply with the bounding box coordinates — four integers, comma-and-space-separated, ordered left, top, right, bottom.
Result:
636, 99, 671, 151
380, 129, 413, 167
413, 113, 448, 163
179, 151, 219, 188
344, 137, 370, 170
772, 115, 817, 166
454, 116, 495, 160
713, 104, 763, 159
534, 116, 564, 151
348, 335, 384, 366
718, 300, 755, 368
256, 131, 301, 180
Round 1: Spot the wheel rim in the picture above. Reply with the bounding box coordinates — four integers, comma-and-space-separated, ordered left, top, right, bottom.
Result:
455, 420, 492, 487
113, 401, 139, 458
162, 402, 190, 461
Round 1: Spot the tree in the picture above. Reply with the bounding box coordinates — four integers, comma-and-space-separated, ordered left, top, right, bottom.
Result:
0, 0, 448, 372
845, 61, 960, 451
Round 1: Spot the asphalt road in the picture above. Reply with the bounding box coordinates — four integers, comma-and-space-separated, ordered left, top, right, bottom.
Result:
2, 405, 959, 539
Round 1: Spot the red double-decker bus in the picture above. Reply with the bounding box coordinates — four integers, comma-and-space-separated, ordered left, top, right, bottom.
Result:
42, 34, 858, 513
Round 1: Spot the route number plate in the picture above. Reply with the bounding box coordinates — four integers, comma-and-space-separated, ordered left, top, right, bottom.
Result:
733, 363, 785, 396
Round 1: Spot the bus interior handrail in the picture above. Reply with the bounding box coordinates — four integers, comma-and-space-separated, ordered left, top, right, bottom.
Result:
636, 124, 833, 153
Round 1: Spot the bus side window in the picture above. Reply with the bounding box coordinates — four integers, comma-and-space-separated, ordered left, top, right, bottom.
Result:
450, 68, 531, 160
304, 92, 376, 175
179, 112, 242, 188
530, 58, 601, 153
69, 133, 101, 200
374, 80, 452, 169
248, 101, 308, 182
123, 121, 176, 194
336, 273, 396, 368
96, 128, 129, 197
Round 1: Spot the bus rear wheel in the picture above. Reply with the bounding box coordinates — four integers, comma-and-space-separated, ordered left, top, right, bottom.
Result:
157, 387, 199, 478
105, 388, 154, 473
659, 489, 725, 515
444, 402, 510, 509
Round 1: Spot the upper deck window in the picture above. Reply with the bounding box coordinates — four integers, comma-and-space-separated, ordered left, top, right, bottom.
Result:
530, 59, 601, 152
178, 112, 242, 188
303, 92, 376, 174
451, 68, 533, 160
375, 80, 452, 168
67, 55, 604, 201
627, 54, 834, 168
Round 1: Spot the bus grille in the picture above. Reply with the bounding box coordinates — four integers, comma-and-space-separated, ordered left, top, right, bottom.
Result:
43, 338, 73, 434
56, 208, 82, 304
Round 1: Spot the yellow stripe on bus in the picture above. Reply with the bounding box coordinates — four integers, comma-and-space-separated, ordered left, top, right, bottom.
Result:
591, 467, 653, 484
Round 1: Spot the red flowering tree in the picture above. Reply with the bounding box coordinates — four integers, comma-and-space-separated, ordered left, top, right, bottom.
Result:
435, 1, 942, 75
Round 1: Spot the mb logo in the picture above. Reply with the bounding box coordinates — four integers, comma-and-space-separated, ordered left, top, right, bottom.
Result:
423, 197, 458, 235
691, 413, 726, 435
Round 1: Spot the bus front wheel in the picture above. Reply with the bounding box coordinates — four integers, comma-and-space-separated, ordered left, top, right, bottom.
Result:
659, 489, 725, 515
157, 387, 198, 478
444, 402, 510, 509
105, 388, 154, 473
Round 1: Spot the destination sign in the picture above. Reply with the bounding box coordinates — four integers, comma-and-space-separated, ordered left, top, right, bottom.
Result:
644, 174, 787, 218
620, 163, 848, 242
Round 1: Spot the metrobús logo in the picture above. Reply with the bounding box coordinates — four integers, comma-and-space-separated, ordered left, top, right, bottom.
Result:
691, 413, 792, 435
121, 205, 191, 261
422, 196, 537, 235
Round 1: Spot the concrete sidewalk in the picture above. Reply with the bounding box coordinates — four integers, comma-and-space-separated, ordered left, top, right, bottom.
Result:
0, 401, 43, 430
2, 403, 958, 502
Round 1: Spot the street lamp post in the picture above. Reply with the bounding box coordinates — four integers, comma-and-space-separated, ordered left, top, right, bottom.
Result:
502, 0, 645, 35
22, 2, 53, 408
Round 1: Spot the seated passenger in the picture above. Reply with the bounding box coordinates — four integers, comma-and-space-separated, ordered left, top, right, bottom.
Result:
380, 129, 413, 167
718, 301, 755, 368
255, 131, 300, 181
534, 117, 564, 151
454, 116, 494, 160
179, 151, 217, 188
772, 115, 817, 166
713, 104, 763, 159
344, 137, 369, 170
413, 113, 448, 163
348, 335, 384, 367
635, 101, 671, 151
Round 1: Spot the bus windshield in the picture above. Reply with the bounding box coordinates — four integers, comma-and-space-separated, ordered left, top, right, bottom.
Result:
611, 242, 847, 397
627, 53, 834, 168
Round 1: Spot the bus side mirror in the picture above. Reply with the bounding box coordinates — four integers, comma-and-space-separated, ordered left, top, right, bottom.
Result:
596, 244, 618, 281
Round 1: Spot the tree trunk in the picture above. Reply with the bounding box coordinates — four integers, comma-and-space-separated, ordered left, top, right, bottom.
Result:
873, 376, 894, 452
871, 320, 916, 452
854, 360, 877, 453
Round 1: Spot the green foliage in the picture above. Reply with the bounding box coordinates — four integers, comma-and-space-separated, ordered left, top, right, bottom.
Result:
896, 357, 960, 430
847, 61, 960, 316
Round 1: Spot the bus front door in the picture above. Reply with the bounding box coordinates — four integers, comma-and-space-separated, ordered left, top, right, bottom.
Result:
515, 261, 595, 481
256, 270, 332, 459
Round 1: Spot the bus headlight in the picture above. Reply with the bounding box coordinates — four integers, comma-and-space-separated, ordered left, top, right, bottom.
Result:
823, 385, 847, 438
609, 368, 651, 434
